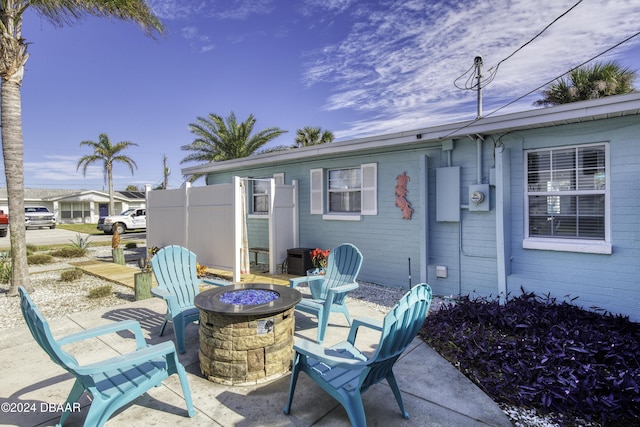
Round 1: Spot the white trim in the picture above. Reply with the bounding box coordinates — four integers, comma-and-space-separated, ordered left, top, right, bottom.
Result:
322, 213, 361, 221
361, 163, 377, 215
523, 238, 612, 254
310, 168, 323, 214
523, 142, 610, 251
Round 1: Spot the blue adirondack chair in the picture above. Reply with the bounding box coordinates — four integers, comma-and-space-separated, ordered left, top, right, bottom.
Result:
289, 243, 363, 343
151, 245, 227, 353
19, 286, 196, 427
283, 283, 433, 427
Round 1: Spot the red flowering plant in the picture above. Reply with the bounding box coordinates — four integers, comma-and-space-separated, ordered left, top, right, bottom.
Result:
310, 248, 330, 269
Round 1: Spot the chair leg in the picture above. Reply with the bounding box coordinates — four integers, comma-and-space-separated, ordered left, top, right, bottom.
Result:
316, 307, 329, 344
336, 304, 352, 325
57, 379, 85, 426
159, 311, 170, 336
174, 314, 186, 354
283, 353, 301, 415
343, 392, 367, 427
386, 372, 410, 419
174, 356, 197, 417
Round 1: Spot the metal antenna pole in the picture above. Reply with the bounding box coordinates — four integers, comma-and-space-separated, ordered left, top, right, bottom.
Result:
474, 56, 483, 119
408, 257, 412, 289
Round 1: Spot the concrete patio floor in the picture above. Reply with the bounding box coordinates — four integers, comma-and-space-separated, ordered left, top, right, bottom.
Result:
0, 294, 512, 426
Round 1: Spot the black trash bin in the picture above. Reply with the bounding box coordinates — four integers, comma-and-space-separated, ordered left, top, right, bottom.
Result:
286, 248, 315, 276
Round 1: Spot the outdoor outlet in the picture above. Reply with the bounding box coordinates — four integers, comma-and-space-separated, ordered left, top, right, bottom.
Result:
436, 265, 448, 279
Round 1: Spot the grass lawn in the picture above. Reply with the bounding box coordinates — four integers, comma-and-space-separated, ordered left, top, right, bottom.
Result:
57, 223, 103, 235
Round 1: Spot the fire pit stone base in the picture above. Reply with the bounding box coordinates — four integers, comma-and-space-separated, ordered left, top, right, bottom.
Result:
198, 306, 296, 385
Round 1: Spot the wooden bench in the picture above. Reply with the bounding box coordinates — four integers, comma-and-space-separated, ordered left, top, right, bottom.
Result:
249, 247, 269, 267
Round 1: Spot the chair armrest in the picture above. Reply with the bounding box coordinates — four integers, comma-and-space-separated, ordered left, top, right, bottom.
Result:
294, 339, 368, 370
151, 287, 172, 298
201, 278, 228, 287
289, 275, 323, 289
347, 317, 383, 345
73, 341, 178, 375
327, 282, 359, 297
57, 320, 146, 350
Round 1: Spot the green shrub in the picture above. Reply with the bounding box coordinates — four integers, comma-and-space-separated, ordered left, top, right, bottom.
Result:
27, 254, 54, 265
70, 233, 91, 250
60, 268, 84, 282
51, 247, 88, 258
88, 285, 112, 299
0, 252, 11, 283
125, 242, 137, 249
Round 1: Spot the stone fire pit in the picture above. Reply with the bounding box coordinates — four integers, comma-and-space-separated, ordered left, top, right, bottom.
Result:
194, 283, 301, 385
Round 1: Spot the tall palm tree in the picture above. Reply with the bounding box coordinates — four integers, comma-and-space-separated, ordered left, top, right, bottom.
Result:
293, 126, 334, 147
181, 112, 287, 182
77, 133, 138, 216
0, 2, 162, 296
534, 61, 637, 107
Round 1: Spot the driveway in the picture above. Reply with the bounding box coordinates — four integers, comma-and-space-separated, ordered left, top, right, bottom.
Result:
0, 228, 146, 248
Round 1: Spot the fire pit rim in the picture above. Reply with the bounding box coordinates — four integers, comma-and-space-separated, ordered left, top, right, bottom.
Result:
194, 283, 301, 316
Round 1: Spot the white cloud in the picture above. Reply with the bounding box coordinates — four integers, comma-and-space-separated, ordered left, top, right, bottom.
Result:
302, 0, 640, 139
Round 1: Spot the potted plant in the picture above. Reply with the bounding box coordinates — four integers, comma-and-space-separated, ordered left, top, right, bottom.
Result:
134, 246, 159, 300
308, 248, 330, 276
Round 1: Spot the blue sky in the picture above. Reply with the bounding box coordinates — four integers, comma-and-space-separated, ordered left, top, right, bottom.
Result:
6, 0, 640, 190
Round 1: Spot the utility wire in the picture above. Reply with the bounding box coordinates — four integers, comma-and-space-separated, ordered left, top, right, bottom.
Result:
454, 0, 584, 91
440, 29, 640, 140
487, 0, 584, 74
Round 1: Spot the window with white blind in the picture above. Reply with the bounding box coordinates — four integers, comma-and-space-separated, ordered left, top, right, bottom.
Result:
252, 179, 269, 214
310, 163, 377, 220
524, 143, 611, 254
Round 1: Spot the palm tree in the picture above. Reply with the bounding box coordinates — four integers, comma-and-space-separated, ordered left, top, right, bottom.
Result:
77, 133, 138, 216
534, 61, 637, 107
293, 126, 334, 147
0, 2, 162, 296
181, 112, 287, 182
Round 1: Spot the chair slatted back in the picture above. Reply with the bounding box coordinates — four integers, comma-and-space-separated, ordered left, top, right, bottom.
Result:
151, 245, 200, 309
320, 244, 363, 303
19, 287, 80, 372
361, 284, 432, 391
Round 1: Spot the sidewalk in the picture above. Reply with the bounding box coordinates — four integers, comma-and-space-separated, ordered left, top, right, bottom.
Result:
1, 284, 512, 426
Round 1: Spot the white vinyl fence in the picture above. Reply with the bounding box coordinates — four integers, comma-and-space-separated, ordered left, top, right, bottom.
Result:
146, 178, 298, 282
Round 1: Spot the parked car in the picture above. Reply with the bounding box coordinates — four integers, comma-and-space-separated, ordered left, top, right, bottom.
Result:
97, 208, 146, 234
0, 210, 8, 237
25, 206, 56, 229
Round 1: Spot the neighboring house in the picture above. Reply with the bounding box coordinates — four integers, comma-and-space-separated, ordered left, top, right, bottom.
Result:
0, 189, 147, 224
181, 92, 640, 322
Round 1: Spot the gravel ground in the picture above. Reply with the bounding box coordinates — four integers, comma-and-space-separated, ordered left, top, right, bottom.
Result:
0, 245, 580, 426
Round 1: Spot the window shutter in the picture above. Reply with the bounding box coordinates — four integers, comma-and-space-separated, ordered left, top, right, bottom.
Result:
273, 173, 284, 185
361, 163, 377, 215
310, 168, 323, 214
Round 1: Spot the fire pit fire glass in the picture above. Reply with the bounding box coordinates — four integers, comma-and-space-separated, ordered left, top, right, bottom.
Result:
194, 283, 301, 385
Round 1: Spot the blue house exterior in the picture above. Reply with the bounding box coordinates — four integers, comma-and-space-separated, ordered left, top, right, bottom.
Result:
182, 93, 640, 322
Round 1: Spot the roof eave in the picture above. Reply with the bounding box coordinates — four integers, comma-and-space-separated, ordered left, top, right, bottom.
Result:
181, 92, 640, 176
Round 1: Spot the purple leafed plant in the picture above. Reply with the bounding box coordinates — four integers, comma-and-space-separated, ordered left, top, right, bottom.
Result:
220, 289, 279, 305
420, 288, 640, 425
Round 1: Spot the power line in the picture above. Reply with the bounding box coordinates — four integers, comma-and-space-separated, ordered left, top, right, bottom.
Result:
454, 0, 584, 91
440, 29, 640, 140
487, 0, 584, 75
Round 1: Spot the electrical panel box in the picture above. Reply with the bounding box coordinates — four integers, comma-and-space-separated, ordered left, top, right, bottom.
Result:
469, 184, 490, 212
436, 167, 460, 222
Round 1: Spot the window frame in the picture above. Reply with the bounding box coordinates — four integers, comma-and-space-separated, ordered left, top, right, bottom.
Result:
523, 142, 611, 254
327, 166, 362, 214
310, 163, 377, 220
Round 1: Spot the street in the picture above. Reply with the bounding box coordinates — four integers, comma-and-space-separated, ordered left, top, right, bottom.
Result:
0, 228, 146, 248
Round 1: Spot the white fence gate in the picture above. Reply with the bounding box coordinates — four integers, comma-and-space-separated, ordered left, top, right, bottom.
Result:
146, 177, 298, 282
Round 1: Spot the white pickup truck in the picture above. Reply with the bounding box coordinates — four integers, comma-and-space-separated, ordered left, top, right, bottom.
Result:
97, 208, 146, 235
